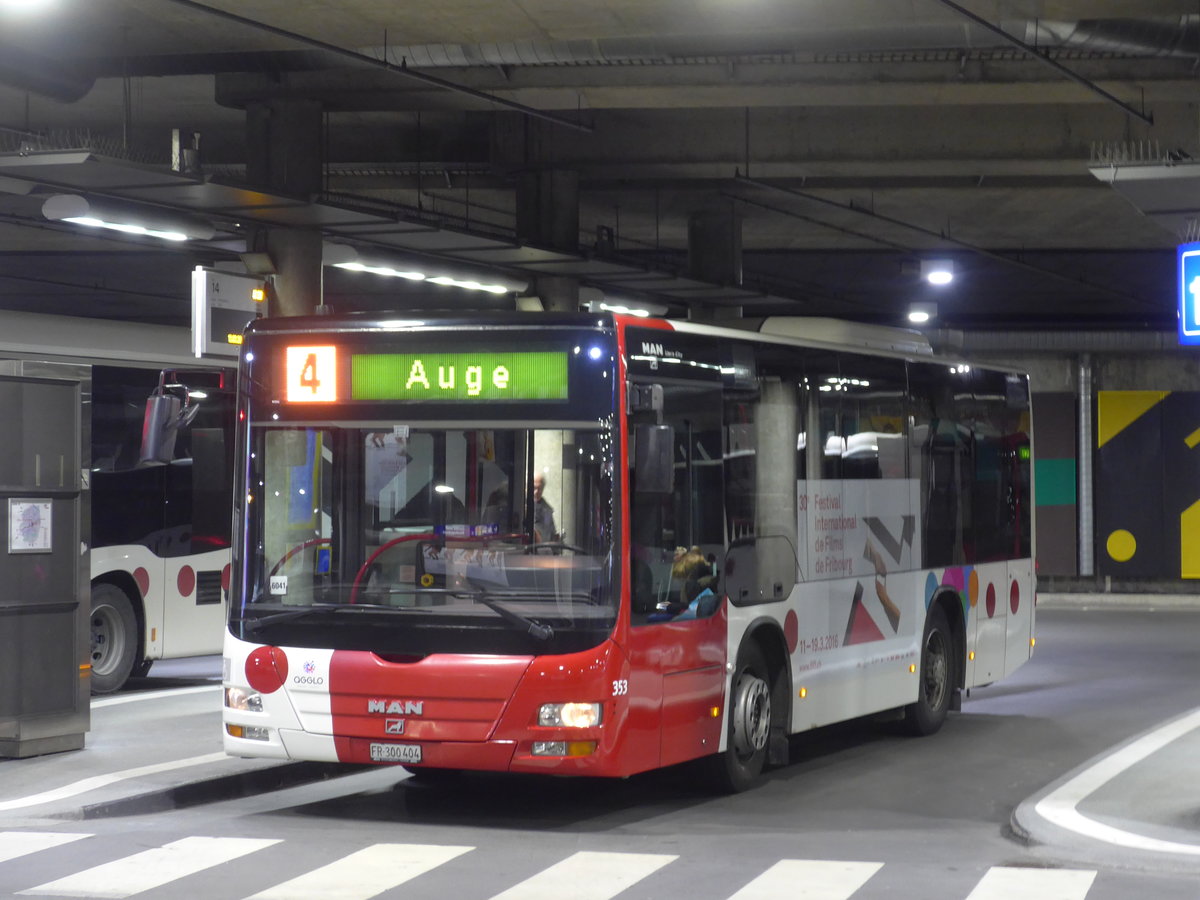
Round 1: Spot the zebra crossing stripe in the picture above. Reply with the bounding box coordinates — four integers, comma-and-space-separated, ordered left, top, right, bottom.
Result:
965, 866, 1097, 900
0, 832, 92, 865
727, 859, 883, 899
488, 850, 677, 900
19, 836, 280, 898
243, 843, 474, 900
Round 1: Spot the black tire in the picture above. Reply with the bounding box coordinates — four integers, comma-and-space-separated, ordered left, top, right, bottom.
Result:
705, 641, 772, 792
904, 603, 953, 736
90, 583, 139, 694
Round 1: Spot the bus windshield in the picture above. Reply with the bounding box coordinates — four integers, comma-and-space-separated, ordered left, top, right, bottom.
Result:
232, 421, 617, 656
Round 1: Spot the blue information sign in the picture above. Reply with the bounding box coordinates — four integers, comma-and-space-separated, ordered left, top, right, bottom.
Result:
1179, 242, 1200, 345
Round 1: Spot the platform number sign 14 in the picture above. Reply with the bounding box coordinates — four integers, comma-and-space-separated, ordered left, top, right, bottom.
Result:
286, 346, 338, 402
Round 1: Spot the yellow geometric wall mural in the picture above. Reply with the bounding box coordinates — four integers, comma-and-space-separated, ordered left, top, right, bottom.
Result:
1096, 391, 1168, 448
1096, 390, 1200, 579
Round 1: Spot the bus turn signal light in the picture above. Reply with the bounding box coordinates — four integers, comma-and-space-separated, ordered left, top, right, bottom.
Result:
532, 741, 597, 757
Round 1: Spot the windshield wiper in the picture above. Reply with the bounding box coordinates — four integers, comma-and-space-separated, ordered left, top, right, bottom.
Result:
457, 591, 554, 641
239, 602, 399, 628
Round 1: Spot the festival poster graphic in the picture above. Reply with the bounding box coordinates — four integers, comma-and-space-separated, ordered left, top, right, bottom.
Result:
796, 479, 920, 645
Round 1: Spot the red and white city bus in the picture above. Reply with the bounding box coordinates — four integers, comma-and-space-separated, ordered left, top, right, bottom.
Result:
222, 312, 1034, 790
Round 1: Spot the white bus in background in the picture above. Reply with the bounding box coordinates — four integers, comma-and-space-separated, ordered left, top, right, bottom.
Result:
0, 311, 235, 693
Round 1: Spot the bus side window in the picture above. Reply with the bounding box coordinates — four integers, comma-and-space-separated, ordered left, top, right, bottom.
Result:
910, 362, 966, 567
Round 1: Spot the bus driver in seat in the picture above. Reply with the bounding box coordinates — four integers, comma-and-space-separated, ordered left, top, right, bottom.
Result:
651, 546, 719, 621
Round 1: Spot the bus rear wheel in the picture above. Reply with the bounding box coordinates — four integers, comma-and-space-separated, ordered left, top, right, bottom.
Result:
904, 603, 952, 736
90, 584, 138, 694
705, 642, 772, 793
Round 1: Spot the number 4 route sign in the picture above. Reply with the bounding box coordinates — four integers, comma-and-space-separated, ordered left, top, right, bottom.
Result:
1179, 242, 1200, 346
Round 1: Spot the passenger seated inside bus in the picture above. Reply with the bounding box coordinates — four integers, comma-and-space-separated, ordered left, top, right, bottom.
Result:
646, 545, 719, 622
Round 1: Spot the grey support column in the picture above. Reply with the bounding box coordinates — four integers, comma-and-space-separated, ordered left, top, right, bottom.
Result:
245, 98, 325, 316
687, 205, 742, 322
517, 170, 581, 312
688, 206, 742, 286
1077, 353, 1094, 577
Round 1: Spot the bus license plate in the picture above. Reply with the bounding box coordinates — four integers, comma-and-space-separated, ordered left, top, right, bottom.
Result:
369, 742, 422, 763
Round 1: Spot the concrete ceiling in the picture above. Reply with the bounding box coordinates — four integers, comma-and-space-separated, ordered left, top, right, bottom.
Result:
0, 0, 1195, 332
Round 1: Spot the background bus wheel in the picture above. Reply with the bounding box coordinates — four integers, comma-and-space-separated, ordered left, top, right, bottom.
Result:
904, 603, 952, 736
706, 642, 772, 792
90, 584, 138, 694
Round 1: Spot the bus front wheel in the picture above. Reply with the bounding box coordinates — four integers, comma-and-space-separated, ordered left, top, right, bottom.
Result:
705, 641, 772, 792
90, 584, 138, 694
904, 603, 952, 736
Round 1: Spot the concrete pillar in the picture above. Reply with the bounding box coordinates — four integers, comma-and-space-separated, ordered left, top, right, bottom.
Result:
536, 275, 580, 313
516, 170, 579, 251
266, 229, 324, 317
245, 98, 325, 316
246, 98, 324, 196
513, 169, 581, 312
688, 206, 742, 286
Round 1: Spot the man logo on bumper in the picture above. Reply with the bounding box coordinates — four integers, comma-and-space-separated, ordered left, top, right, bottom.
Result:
385, 719, 406, 735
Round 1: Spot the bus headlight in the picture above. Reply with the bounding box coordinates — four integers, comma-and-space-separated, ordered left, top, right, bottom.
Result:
538, 702, 601, 728
224, 686, 263, 712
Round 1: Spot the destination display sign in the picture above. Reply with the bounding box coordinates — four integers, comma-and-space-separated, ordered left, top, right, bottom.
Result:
283, 346, 570, 403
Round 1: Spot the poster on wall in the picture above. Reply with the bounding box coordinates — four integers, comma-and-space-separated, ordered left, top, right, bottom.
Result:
8, 499, 52, 554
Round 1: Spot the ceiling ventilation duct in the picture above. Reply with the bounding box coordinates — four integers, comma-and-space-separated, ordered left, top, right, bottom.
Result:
359, 17, 1199, 68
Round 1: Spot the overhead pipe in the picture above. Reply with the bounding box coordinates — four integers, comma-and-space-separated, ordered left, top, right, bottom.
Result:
1077, 354, 1095, 578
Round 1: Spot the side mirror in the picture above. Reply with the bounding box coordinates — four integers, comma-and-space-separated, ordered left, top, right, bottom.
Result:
634, 423, 673, 494
138, 393, 182, 465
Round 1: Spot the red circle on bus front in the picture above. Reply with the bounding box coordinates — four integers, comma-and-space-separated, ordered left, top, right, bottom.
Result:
177, 565, 196, 598
221, 564, 231, 592
133, 567, 150, 598
1010, 580, 1020, 614
985, 583, 996, 618
245, 646, 288, 693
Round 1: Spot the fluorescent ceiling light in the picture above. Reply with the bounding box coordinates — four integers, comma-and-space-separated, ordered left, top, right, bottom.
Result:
324, 242, 526, 294
921, 259, 954, 286
586, 298, 669, 318
1, 0, 56, 12
907, 302, 937, 325
42, 194, 214, 242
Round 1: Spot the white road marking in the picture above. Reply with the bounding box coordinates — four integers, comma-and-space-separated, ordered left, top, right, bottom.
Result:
0, 753, 226, 811
20, 836, 279, 898
728, 859, 883, 899
91, 685, 220, 708
244, 843, 473, 900
0, 832, 91, 864
1032, 705, 1200, 855
488, 850, 677, 900
965, 866, 1096, 899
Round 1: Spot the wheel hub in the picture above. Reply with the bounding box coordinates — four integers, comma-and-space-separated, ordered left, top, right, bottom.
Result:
732, 672, 771, 757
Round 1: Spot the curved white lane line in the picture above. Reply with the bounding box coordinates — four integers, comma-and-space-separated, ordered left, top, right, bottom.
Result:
0, 752, 227, 812
92, 685, 221, 708
1032, 706, 1200, 856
